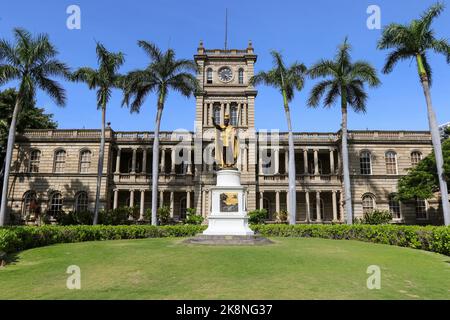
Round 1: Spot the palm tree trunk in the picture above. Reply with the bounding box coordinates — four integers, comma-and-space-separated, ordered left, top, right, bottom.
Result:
93, 104, 106, 225
151, 98, 164, 226
417, 55, 450, 226
283, 92, 297, 225
0, 98, 21, 226
341, 91, 353, 224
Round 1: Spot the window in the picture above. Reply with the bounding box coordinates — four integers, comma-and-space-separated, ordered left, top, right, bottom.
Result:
75, 192, 88, 213
389, 194, 401, 219
213, 104, 221, 124
29, 150, 41, 173
206, 68, 213, 84
362, 194, 375, 214
415, 198, 428, 219
385, 151, 398, 175
22, 191, 37, 218
79, 150, 92, 173
54, 150, 66, 173
411, 151, 422, 167
238, 68, 244, 84
48, 192, 63, 217
231, 105, 238, 126
180, 198, 187, 219
360, 151, 372, 175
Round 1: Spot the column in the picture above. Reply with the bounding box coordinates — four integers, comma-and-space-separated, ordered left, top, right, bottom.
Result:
285, 149, 289, 174
332, 190, 338, 222
131, 148, 137, 173
259, 191, 264, 210
187, 148, 192, 174
159, 190, 164, 208
339, 191, 344, 222
275, 191, 280, 214
171, 148, 176, 174
274, 148, 280, 174
204, 104, 208, 125
186, 190, 191, 209
226, 102, 230, 116
244, 103, 248, 126
115, 148, 121, 173
209, 103, 213, 126
305, 191, 311, 223
113, 189, 119, 209
220, 103, 225, 125
170, 191, 174, 218
303, 149, 308, 174
337, 150, 341, 173
129, 189, 135, 207
286, 190, 290, 214
316, 191, 322, 222
160, 148, 166, 173
329, 149, 335, 174
140, 190, 145, 220
142, 148, 147, 174
314, 149, 319, 176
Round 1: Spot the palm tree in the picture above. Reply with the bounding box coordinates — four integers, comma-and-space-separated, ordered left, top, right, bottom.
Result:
308, 39, 380, 224
72, 43, 124, 225
378, 2, 450, 226
122, 42, 198, 226
251, 51, 307, 225
0, 28, 69, 226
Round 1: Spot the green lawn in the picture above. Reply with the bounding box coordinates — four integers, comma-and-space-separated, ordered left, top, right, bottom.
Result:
0, 238, 449, 300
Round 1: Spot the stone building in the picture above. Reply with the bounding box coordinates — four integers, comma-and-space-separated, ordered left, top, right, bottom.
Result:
5, 42, 444, 225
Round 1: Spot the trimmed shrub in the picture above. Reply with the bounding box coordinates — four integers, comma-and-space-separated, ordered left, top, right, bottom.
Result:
0, 224, 448, 257
0, 225, 206, 255
184, 208, 204, 225
157, 206, 171, 225
251, 224, 450, 255
357, 210, 393, 225
248, 209, 268, 224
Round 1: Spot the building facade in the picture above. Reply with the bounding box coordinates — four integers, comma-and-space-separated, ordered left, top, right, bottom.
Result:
5, 42, 444, 225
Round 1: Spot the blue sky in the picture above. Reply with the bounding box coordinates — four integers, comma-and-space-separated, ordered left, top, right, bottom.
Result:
1, 0, 449, 132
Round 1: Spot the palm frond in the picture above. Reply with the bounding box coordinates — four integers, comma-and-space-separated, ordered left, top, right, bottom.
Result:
382, 47, 415, 74
307, 80, 334, 107
138, 40, 163, 63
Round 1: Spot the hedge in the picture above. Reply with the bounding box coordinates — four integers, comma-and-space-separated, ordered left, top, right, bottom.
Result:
0, 225, 206, 255
252, 224, 450, 256
0, 224, 449, 257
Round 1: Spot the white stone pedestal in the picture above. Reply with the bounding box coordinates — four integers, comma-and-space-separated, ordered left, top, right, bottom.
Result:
203, 170, 254, 236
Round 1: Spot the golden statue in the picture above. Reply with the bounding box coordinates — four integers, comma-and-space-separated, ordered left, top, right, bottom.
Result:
212, 114, 239, 169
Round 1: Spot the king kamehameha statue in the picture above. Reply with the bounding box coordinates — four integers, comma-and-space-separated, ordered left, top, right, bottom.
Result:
212, 114, 239, 170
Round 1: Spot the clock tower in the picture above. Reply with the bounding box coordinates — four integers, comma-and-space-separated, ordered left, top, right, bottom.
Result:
193, 41, 258, 212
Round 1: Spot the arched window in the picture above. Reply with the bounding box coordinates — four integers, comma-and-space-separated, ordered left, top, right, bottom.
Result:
54, 150, 66, 173
29, 150, 41, 173
213, 103, 221, 124
22, 191, 37, 218
79, 150, 92, 173
389, 194, 401, 219
180, 197, 187, 219
238, 68, 244, 84
75, 192, 89, 213
415, 198, 428, 219
385, 151, 398, 175
411, 151, 422, 167
230, 104, 238, 126
360, 151, 372, 175
48, 192, 63, 217
206, 68, 213, 84
362, 194, 375, 214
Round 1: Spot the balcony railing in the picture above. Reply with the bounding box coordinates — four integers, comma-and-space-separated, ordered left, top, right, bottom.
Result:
260, 174, 340, 184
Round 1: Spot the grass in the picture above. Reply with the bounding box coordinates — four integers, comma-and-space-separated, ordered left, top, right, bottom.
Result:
0, 237, 449, 300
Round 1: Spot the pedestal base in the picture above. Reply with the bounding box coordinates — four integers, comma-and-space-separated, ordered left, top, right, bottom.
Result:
203, 215, 254, 236
184, 234, 273, 246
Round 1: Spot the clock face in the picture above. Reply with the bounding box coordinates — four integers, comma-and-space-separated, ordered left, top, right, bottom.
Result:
218, 67, 233, 82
